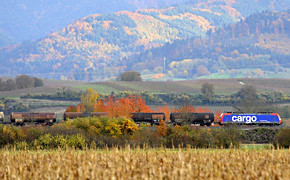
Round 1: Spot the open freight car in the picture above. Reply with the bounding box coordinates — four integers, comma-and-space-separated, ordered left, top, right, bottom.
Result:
219, 112, 282, 126
10, 112, 57, 126
63, 112, 108, 121
170, 112, 214, 126
131, 113, 165, 125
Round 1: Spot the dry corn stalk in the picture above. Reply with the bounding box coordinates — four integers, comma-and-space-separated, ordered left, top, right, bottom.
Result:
0, 148, 289, 180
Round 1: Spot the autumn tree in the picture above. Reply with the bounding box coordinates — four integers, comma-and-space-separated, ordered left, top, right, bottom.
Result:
81, 88, 99, 112
119, 117, 138, 135
104, 95, 152, 118
156, 104, 170, 121
157, 119, 167, 136
201, 83, 215, 103
65, 106, 78, 112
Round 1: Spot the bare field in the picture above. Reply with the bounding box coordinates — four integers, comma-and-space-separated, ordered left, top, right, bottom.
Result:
0, 149, 289, 179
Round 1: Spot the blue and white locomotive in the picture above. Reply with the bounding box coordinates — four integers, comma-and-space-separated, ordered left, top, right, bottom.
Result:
219, 112, 282, 126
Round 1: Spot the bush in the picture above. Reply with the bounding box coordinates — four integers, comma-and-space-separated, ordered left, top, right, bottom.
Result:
0, 117, 246, 150
273, 129, 290, 148
131, 126, 165, 148
165, 125, 195, 148
0, 125, 23, 148
241, 128, 280, 144
211, 125, 241, 148
165, 126, 219, 148
33, 134, 87, 149
118, 117, 138, 135
65, 116, 137, 137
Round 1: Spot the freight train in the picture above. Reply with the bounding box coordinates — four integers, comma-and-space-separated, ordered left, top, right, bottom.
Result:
219, 112, 282, 126
0, 111, 283, 126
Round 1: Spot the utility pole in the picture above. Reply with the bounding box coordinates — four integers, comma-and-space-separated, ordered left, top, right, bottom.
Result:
163, 57, 166, 73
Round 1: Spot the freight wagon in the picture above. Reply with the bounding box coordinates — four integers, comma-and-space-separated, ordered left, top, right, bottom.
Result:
131, 113, 165, 125
10, 112, 57, 126
170, 112, 214, 126
219, 112, 282, 126
63, 112, 108, 121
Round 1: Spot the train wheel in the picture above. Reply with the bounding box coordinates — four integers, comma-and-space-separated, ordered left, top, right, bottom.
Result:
45, 122, 53, 126
206, 123, 212, 126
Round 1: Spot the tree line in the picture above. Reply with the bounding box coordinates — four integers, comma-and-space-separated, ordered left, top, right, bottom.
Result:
0, 75, 43, 91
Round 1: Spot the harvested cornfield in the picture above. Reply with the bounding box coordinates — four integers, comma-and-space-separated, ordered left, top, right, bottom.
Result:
0, 148, 289, 179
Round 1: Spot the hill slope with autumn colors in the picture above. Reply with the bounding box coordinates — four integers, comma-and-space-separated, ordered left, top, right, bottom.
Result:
0, 0, 289, 81
126, 10, 290, 80
0, 0, 188, 47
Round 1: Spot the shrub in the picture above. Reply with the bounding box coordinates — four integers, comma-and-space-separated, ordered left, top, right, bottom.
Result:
273, 129, 290, 148
131, 126, 165, 148
65, 116, 137, 137
212, 125, 241, 148
165, 125, 194, 148
241, 128, 279, 144
118, 117, 138, 135
0, 125, 23, 148
67, 134, 87, 149
165, 126, 217, 148
33, 134, 87, 149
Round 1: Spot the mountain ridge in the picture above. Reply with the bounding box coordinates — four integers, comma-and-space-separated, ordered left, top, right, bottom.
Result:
0, 0, 188, 47
0, 0, 289, 81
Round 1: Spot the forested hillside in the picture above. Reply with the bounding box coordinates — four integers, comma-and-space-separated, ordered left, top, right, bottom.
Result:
0, 0, 187, 47
0, 0, 289, 81
127, 10, 290, 79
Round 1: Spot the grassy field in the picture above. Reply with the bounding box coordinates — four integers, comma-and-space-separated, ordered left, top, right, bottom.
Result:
1, 78, 289, 98
283, 119, 290, 127
62, 78, 290, 95
198, 69, 290, 80
0, 148, 289, 179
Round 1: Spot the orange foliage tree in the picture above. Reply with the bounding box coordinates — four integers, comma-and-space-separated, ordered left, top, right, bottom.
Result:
65, 106, 78, 112
214, 110, 222, 123
103, 95, 152, 118
157, 119, 167, 136
76, 103, 85, 112
93, 99, 107, 112
156, 103, 170, 122
66, 94, 153, 118
172, 105, 211, 113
